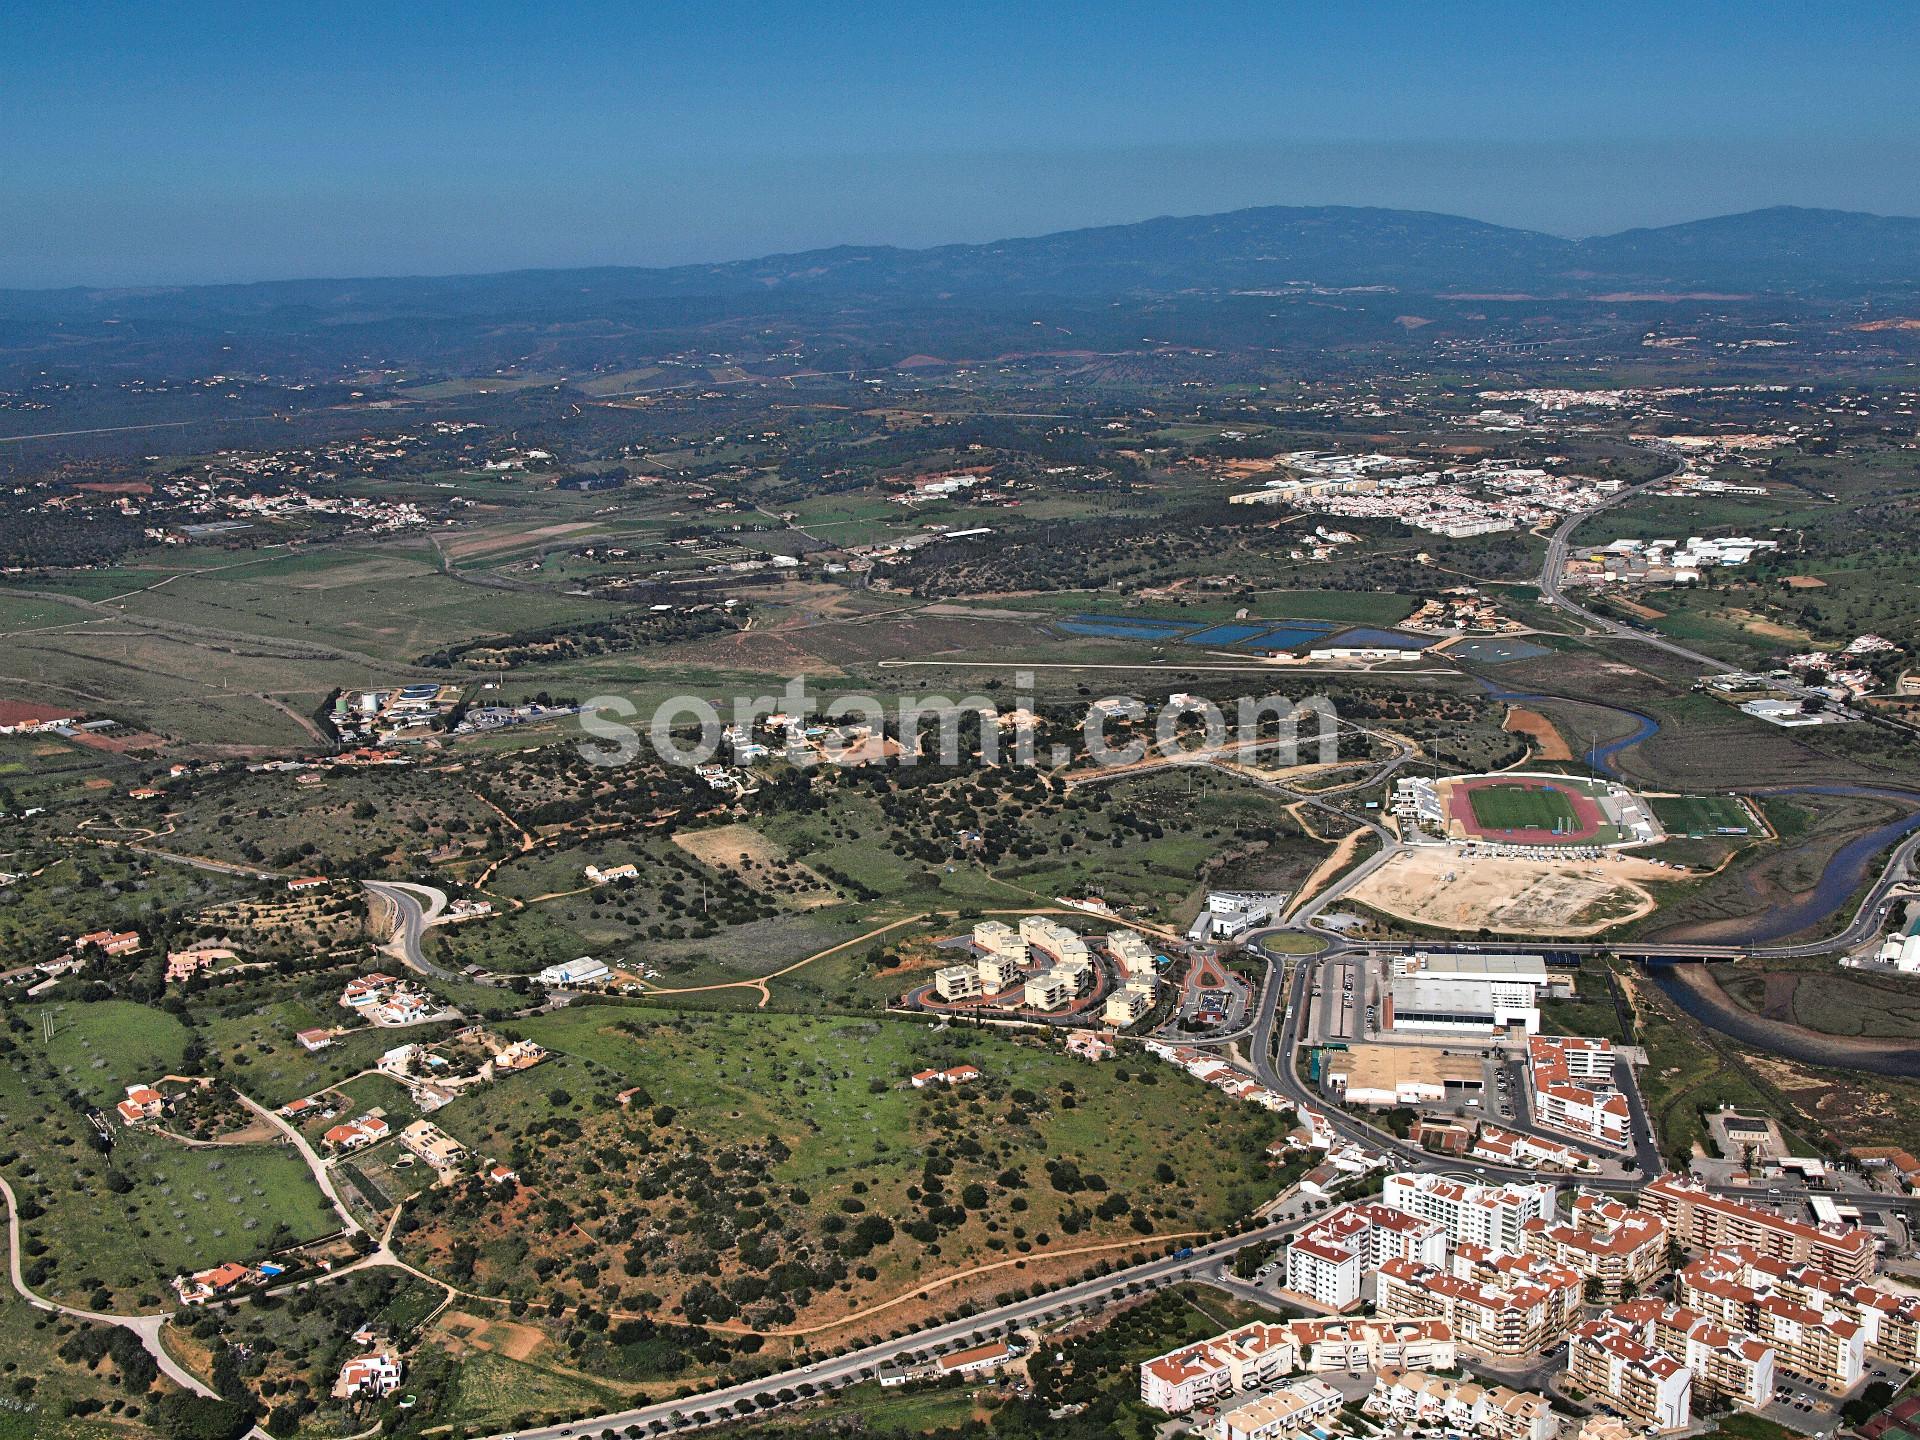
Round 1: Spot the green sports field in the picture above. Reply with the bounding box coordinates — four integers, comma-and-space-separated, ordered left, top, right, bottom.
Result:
1650, 793, 1755, 836
1467, 782, 1583, 834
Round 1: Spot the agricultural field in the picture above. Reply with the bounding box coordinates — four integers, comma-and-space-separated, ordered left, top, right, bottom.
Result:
106, 544, 622, 667
1, 1004, 337, 1308
395, 1008, 1286, 1341
32, 999, 190, 1104
951, 589, 1419, 626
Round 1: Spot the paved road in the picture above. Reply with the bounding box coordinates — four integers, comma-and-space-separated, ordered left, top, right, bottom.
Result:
232, 1091, 363, 1237
0, 1175, 219, 1400
365, 879, 464, 981
1535, 448, 1727, 672
478, 1216, 1318, 1440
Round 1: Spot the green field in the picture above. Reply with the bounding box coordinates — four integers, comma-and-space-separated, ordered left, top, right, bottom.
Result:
398, 1007, 1286, 1331
34, 1000, 191, 1104
442, 1348, 627, 1433
1465, 781, 1583, 834
1650, 793, 1756, 837
1, 1007, 338, 1307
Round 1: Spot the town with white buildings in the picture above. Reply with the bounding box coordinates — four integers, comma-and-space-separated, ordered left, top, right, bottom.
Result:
1228, 450, 1623, 539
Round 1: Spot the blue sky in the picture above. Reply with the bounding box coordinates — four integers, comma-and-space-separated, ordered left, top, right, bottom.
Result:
3, 1, 1917, 287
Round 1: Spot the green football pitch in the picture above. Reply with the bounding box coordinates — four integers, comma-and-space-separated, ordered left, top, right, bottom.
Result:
1649, 793, 1753, 836
1466, 782, 1583, 833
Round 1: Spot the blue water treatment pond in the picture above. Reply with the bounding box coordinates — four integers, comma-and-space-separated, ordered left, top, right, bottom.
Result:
1321, 627, 1434, 650
1058, 616, 1194, 640
1183, 623, 1272, 646
1240, 624, 1337, 651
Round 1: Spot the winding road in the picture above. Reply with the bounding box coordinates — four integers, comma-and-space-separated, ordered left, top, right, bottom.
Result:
0, 1174, 218, 1400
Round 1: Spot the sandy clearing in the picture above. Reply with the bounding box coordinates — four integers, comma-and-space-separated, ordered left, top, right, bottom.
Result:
1285, 826, 1369, 919
670, 822, 838, 906
1609, 596, 1668, 620
437, 1310, 547, 1361
1351, 845, 1670, 936
1503, 706, 1574, 762
1720, 608, 1812, 644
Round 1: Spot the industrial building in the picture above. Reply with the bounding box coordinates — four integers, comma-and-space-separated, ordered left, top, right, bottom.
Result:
1380, 952, 1567, 1037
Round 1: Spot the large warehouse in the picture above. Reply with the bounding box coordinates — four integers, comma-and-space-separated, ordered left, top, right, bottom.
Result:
1381, 952, 1570, 1037
1325, 1044, 1485, 1107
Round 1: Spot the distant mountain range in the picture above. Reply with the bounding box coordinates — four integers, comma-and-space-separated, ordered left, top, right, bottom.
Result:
5, 204, 1919, 329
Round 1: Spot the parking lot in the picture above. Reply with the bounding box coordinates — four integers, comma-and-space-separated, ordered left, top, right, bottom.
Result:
1754, 1359, 1910, 1434
1310, 956, 1370, 1044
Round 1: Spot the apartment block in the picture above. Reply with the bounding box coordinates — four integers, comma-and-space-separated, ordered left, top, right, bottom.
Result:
1471, 1122, 1592, 1173
1366, 1366, 1555, 1440
1020, 915, 1089, 964
1285, 1318, 1456, 1375
1567, 1316, 1693, 1433
1382, 1172, 1558, 1257
976, 954, 1025, 993
1284, 1201, 1448, 1310
1528, 1036, 1630, 1149
1642, 1176, 1875, 1281
1375, 1249, 1582, 1360
1217, 1378, 1343, 1440
1624, 1299, 1775, 1408
934, 964, 982, 1001
1523, 1192, 1668, 1302
1677, 1248, 1868, 1392
1107, 928, 1158, 977
1102, 978, 1156, 1028
1690, 1243, 1920, 1369
971, 920, 1025, 960
1022, 970, 1076, 1011
1138, 1322, 1297, 1413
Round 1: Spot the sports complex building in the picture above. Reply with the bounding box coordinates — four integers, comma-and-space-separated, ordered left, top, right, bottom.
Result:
1393, 772, 1663, 850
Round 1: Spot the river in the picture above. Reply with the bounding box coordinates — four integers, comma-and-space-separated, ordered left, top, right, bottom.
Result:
1648, 962, 1920, 1077
1477, 679, 1920, 945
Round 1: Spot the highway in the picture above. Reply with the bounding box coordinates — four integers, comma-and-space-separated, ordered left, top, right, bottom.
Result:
481, 1214, 1323, 1440
1535, 447, 1728, 673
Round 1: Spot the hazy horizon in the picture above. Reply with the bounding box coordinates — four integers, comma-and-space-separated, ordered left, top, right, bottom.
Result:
4, 2, 1918, 289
